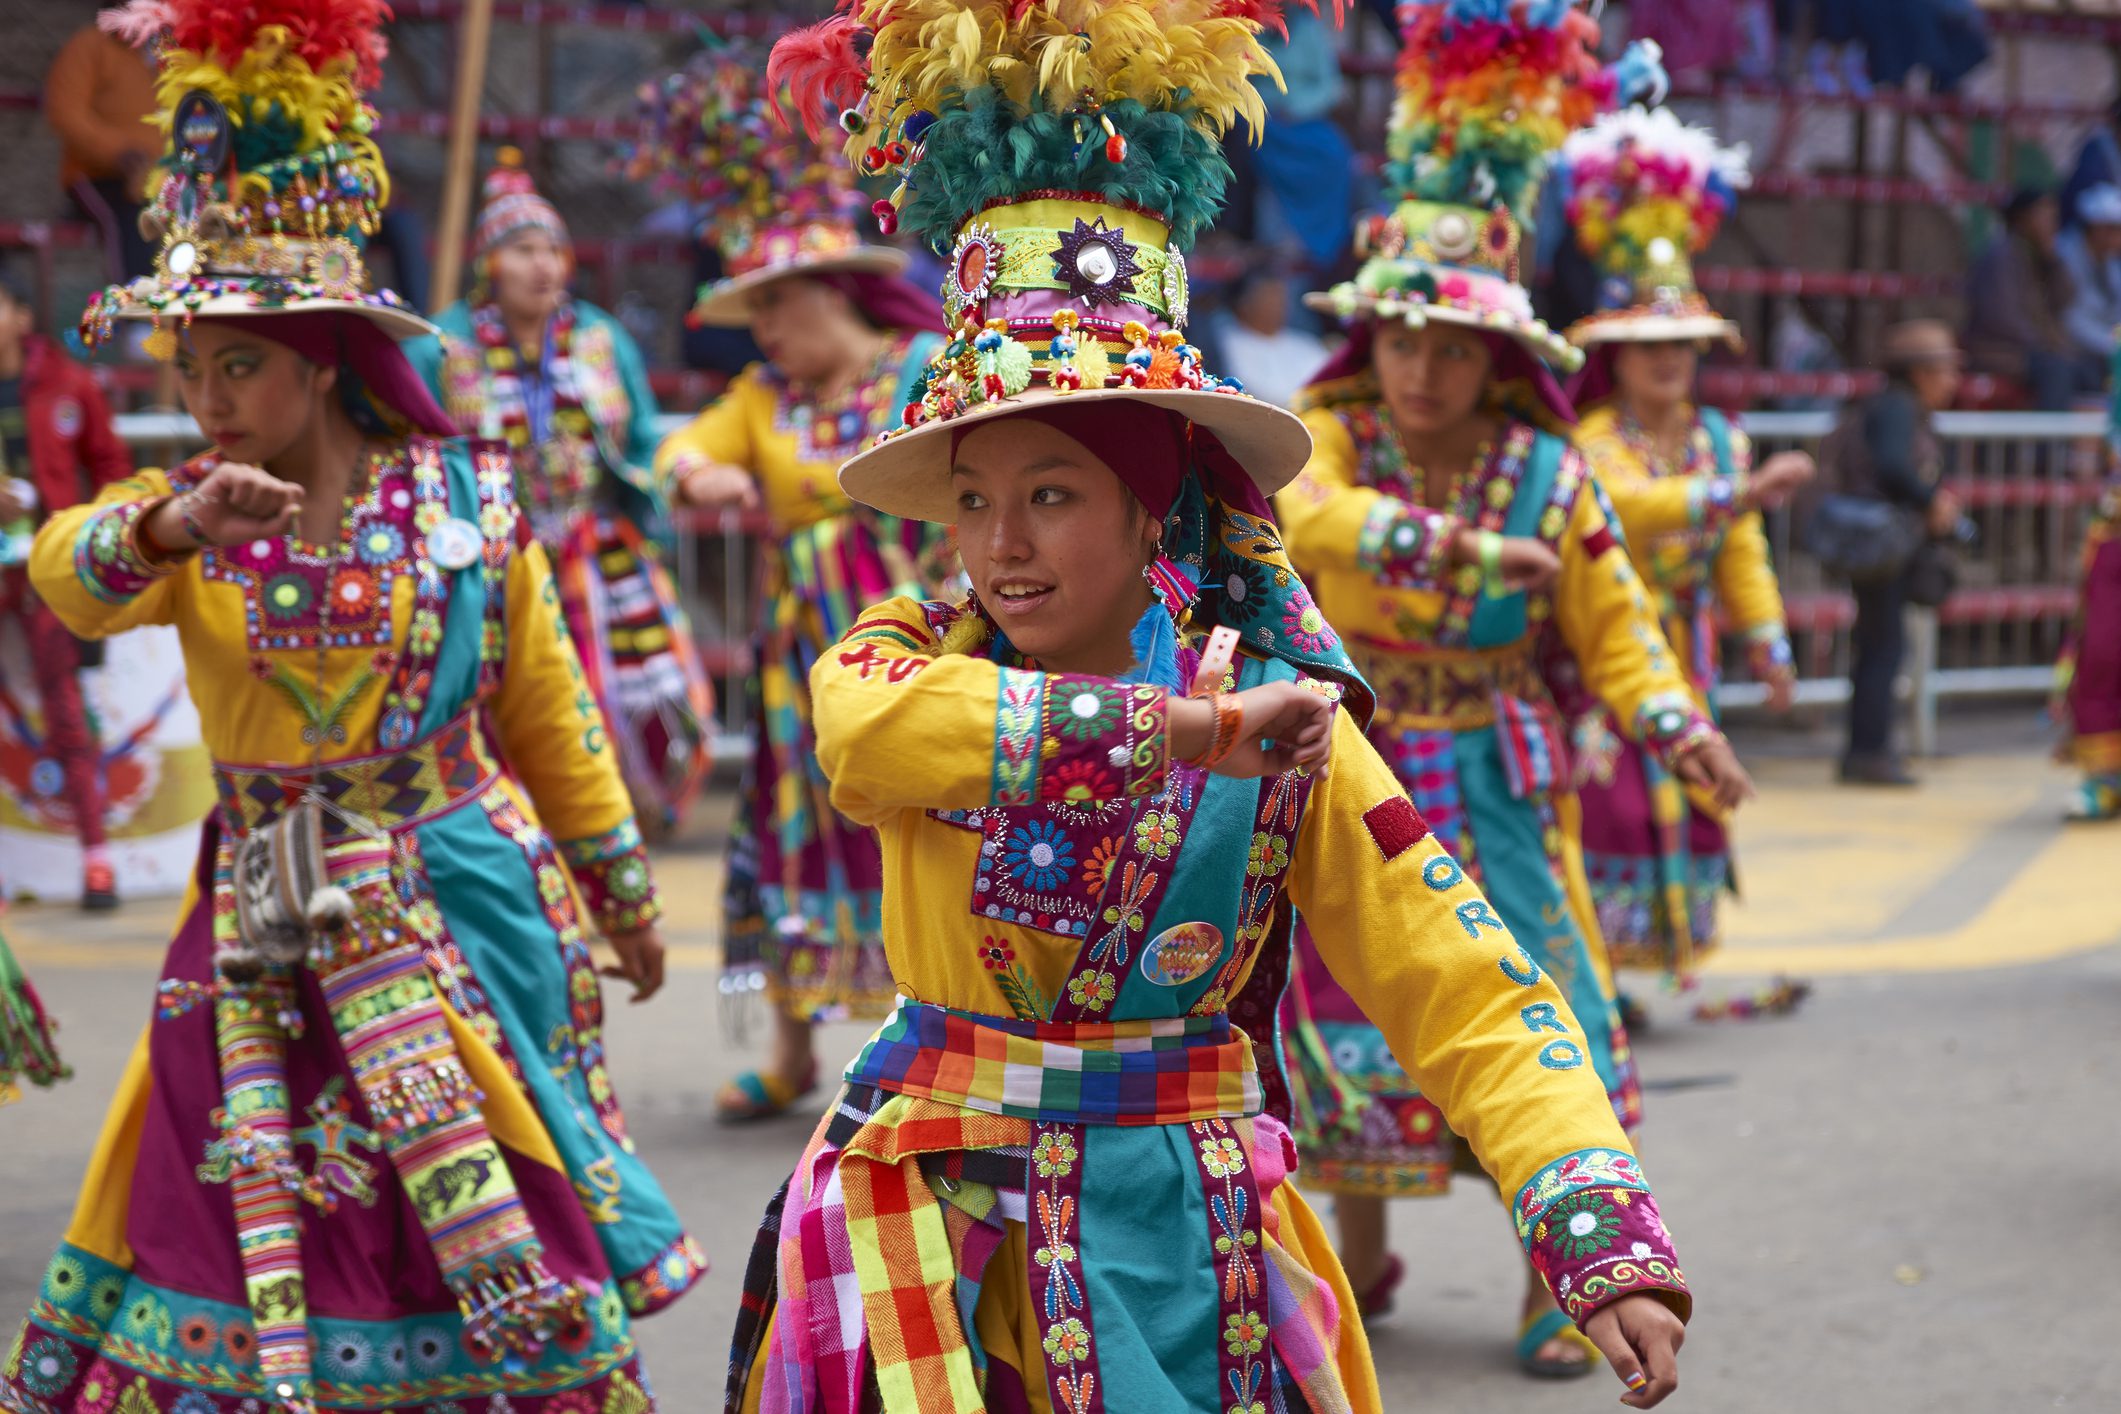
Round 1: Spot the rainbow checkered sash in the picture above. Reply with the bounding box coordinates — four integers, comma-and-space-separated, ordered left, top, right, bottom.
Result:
842, 998, 1263, 1126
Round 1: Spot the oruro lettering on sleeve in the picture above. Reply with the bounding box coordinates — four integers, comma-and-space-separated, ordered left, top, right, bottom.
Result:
1416, 840, 1581, 1068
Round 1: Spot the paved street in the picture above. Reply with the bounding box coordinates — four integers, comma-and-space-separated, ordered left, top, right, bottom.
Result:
4, 729, 2118, 1413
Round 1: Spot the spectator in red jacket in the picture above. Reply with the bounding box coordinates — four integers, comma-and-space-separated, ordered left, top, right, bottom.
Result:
0, 264, 134, 908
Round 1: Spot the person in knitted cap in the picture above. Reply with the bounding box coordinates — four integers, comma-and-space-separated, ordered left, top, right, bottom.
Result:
636, 39, 952, 1122
12, 6, 703, 1409
1560, 106, 1814, 1013
1276, 1, 1733, 1384
723, 4, 1692, 1411
409, 148, 713, 837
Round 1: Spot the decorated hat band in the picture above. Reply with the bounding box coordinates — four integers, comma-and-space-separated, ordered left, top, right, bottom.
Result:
724, 217, 867, 277
943, 192, 1190, 336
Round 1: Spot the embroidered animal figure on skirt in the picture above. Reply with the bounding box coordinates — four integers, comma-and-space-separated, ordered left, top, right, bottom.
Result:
412, 1147, 499, 1221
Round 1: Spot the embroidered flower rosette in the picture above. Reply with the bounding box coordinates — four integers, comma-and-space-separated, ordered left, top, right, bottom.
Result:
1561, 105, 1750, 348
1305, 0, 1667, 371
82, 0, 432, 353
767, 0, 1333, 522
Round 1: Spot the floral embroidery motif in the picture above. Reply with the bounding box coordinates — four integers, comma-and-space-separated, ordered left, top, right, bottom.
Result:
765, 330, 922, 464
1190, 1118, 1267, 1412
1132, 809, 1182, 860
1633, 689, 1718, 769
482, 794, 631, 1147
975, 933, 1051, 1021
1193, 762, 1315, 1018
1544, 1190, 1624, 1259
560, 819, 663, 934
72, 490, 176, 605
1030, 1124, 1103, 1414
199, 452, 414, 653
991, 667, 1045, 806
1279, 591, 1336, 655
1031, 1130, 1079, 1179
1002, 819, 1078, 894
1064, 969, 1116, 1013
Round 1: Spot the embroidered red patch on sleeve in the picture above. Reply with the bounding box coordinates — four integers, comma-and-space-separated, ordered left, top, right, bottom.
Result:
1580, 524, 1618, 560
1361, 796, 1430, 861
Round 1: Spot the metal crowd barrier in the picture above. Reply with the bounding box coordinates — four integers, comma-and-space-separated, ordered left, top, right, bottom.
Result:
1735, 409, 2102, 754
113, 407, 2103, 759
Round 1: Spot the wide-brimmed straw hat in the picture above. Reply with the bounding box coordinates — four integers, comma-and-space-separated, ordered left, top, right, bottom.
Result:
686, 226, 908, 327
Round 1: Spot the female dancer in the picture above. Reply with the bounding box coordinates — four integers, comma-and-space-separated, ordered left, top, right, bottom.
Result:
638, 44, 948, 1121
0, 905, 67, 1105
1561, 106, 1816, 992
5, 7, 702, 1408
412, 152, 712, 835
727, 5, 1691, 1412
2056, 348, 2121, 820
1281, 1, 1743, 1379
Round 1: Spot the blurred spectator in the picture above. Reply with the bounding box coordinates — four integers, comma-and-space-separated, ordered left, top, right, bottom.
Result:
1810, 0, 1989, 94
43, 22, 160, 283
2065, 97, 2121, 229
1224, 9, 1352, 271
1205, 267, 1329, 410
1816, 321, 1964, 786
681, 238, 765, 378
2058, 184, 2121, 364
1964, 188, 2105, 410
1633, 1, 1745, 79
368, 142, 432, 314
1770, 306, 1846, 413
0, 263, 132, 906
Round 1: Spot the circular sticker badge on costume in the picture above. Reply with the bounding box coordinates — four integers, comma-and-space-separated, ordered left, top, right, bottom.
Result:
1140, 922, 1224, 987
428, 516, 483, 571
50, 397, 82, 439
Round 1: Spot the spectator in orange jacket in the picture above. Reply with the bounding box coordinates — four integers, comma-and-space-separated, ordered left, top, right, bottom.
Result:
0, 263, 135, 908
42, 23, 160, 282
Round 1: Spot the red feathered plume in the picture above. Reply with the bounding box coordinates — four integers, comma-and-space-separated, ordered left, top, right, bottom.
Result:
1213, 0, 1345, 38
766, 14, 870, 143
100, 0, 393, 88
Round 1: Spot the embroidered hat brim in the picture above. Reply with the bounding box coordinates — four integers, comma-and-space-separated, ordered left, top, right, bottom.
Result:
1566, 309, 1743, 349
1303, 282, 1581, 371
687, 246, 910, 327
840, 382, 1310, 525
91, 289, 437, 343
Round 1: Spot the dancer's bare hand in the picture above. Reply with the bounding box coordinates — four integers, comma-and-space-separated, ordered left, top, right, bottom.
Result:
671, 454, 760, 512
1451, 528, 1561, 592
1675, 735, 1754, 811
1583, 1293, 1686, 1407
1171, 681, 1337, 778
1764, 670, 1796, 714
152, 462, 304, 549
1745, 451, 1816, 511
602, 925, 667, 1003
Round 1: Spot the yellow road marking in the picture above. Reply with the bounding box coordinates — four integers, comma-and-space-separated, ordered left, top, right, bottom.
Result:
9, 755, 2112, 978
